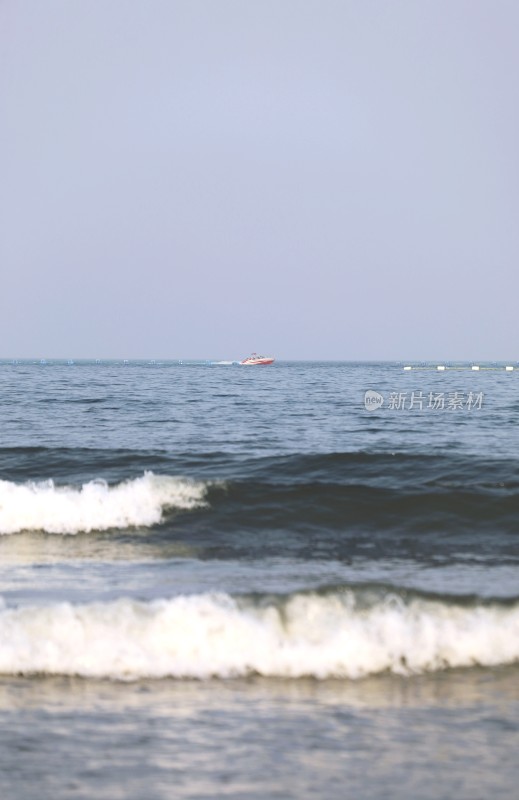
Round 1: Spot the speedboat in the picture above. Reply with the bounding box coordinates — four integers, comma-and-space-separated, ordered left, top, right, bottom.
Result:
240, 353, 275, 365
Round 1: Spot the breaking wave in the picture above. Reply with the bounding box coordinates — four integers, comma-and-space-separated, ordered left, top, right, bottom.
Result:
0, 472, 209, 534
1, 586, 518, 680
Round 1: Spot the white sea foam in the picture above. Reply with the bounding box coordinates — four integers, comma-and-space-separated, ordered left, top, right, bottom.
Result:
0, 591, 518, 680
0, 473, 209, 534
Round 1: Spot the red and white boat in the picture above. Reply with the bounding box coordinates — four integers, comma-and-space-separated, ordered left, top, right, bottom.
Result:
240, 353, 275, 366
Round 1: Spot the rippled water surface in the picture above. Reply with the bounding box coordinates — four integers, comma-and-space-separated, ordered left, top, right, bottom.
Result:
0, 361, 517, 798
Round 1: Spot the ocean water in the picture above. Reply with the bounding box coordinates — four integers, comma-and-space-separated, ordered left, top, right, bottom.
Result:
0, 360, 518, 799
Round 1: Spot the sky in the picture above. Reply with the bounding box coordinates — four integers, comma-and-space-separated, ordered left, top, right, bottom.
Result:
1, 1, 518, 360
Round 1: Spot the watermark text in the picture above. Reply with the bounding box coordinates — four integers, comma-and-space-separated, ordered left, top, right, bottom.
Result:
364, 390, 484, 412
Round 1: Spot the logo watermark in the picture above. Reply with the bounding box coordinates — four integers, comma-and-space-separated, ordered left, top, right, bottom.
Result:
364, 390, 384, 411
364, 390, 484, 412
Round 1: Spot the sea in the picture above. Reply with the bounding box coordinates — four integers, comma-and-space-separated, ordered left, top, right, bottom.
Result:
0, 360, 517, 800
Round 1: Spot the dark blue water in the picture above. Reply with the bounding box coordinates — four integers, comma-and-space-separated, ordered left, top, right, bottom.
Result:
0, 361, 517, 799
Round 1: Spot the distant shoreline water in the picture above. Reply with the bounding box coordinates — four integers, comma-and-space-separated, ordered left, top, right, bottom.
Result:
2, 358, 519, 374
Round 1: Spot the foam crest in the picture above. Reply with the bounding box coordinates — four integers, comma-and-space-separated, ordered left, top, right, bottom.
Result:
0, 473, 208, 534
0, 590, 518, 680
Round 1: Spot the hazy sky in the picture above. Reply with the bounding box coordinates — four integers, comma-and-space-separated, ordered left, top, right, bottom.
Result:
1, 1, 518, 359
